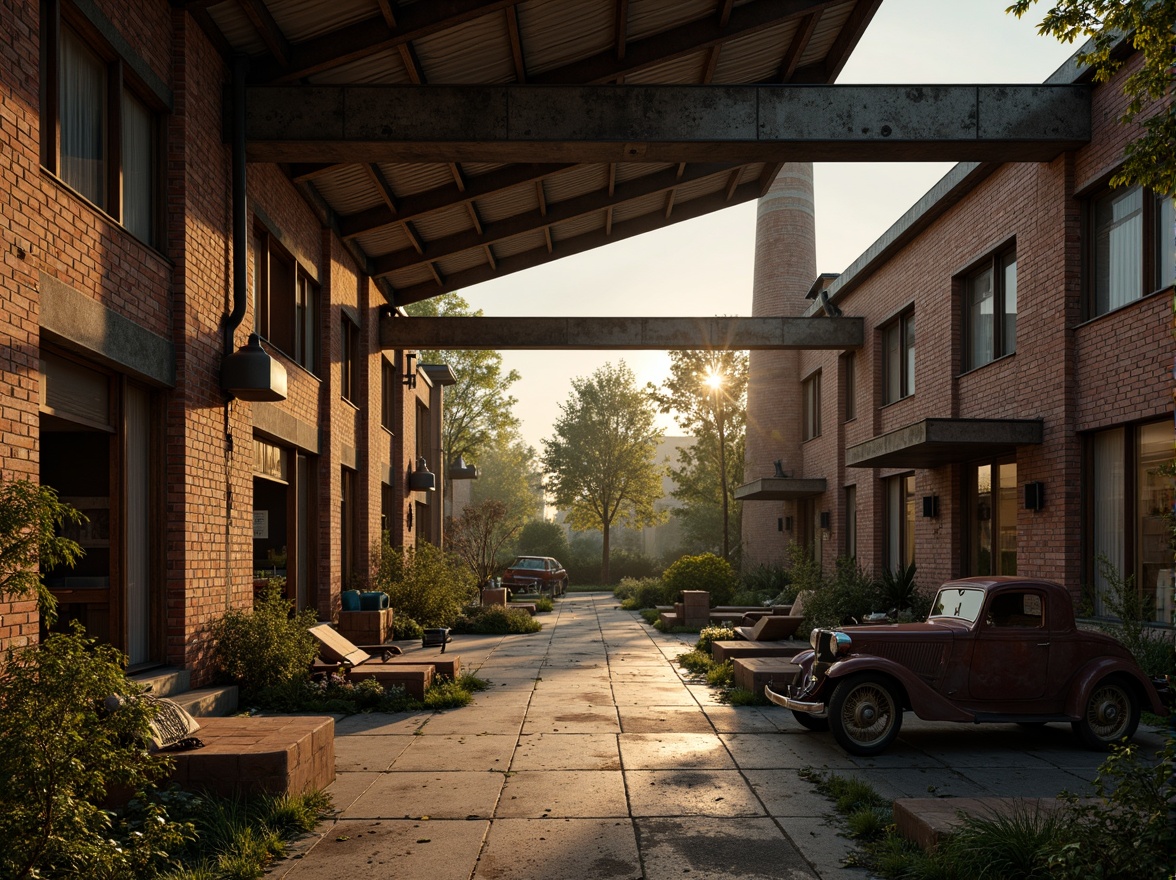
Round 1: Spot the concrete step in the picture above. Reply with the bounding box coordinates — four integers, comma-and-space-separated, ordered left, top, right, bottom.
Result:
129, 666, 190, 697
893, 797, 1072, 851
174, 684, 239, 718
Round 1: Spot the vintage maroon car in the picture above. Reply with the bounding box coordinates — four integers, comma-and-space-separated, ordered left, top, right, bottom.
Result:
767, 577, 1171, 756
501, 556, 567, 596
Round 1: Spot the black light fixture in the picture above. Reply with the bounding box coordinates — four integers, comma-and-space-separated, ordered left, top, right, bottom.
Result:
777, 517, 784, 532
449, 454, 479, 480
820, 511, 831, 530
1024, 481, 1045, 511
221, 333, 287, 401
402, 352, 418, 388
408, 457, 436, 492
783, 515, 794, 532
922, 495, 940, 518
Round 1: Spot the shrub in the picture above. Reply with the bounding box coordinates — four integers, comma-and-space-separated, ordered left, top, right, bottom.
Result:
393, 616, 425, 640
662, 552, 738, 606
741, 562, 793, 602
695, 624, 735, 654
1093, 556, 1174, 677
516, 519, 571, 559
639, 608, 661, 626
255, 674, 414, 714
0, 626, 188, 879
878, 561, 919, 614
724, 687, 769, 706
608, 549, 660, 582
675, 649, 714, 676
532, 596, 554, 613
209, 581, 319, 703
803, 557, 884, 628
616, 576, 670, 609
706, 659, 734, 687
372, 539, 477, 627
450, 605, 542, 635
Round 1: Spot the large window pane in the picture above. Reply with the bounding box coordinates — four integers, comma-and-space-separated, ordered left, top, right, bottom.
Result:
1157, 194, 1174, 292
1094, 186, 1143, 314
1092, 428, 1125, 616
904, 314, 915, 396
60, 28, 106, 206
1138, 422, 1172, 624
1002, 251, 1017, 354
968, 265, 994, 369
122, 91, 154, 243
975, 464, 992, 575
998, 462, 1018, 575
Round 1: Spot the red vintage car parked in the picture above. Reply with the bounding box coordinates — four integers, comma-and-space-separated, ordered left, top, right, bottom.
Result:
767, 577, 1171, 756
501, 556, 568, 596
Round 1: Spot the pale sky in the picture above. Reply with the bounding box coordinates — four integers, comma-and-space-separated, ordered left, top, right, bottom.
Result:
458, 0, 1080, 455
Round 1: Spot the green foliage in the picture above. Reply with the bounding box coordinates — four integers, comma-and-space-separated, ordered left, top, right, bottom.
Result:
373, 539, 477, 627
879, 562, 919, 612
695, 624, 735, 654
447, 499, 522, 585
662, 552, 738, 606
786, 542, 828, 600
647, 349, 747, 564
723, 687, 769, 707
804, 557, 885, 628
532, 596, 554, 613
450, 604, 542, 634
422, 677, 474, 710
255, 674, 413, 715
469, 436, 542, 535
675, 649, 715, 676
0, 626, 182, 880
541, 361, 666, 583
705, 659, 734, 687
209, 582, 319, 703
935, 803, 1074, 880
1093, 555, 1174, 677
615, 575, 670, 609
639, 608, 661, 625
846, 807, 891, 841
742, 562, 793, 600
393, 616, 425, 640
0, 478, 86, 622
516, 519, 570, 560
1008, 0, 1176, 195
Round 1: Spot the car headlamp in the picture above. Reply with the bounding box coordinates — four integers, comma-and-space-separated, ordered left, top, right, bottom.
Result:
813, 629, 852, 663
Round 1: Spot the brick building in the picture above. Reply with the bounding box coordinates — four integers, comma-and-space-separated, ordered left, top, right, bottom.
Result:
739, 50, 1174, 624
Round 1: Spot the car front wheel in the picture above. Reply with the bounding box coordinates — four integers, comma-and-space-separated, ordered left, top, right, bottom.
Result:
1072, 677, 1140, 750
828, 673, 903, 756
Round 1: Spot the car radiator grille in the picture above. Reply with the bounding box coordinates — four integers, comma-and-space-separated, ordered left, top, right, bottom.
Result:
854, 642, 945, 680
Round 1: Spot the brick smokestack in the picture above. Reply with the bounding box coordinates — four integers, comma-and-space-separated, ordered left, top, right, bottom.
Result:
741, 163, 816, 567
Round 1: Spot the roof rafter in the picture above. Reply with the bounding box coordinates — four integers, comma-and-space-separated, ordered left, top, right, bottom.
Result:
240, 0, 291, 69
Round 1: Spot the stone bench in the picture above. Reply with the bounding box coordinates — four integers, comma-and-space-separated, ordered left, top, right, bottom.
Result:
733, 657, 801, 697
165, 715, 334, 798
345, 663, 435, 699
712, 640, 805, 663
893, 797, 1079, 851
510, 603, 538, 616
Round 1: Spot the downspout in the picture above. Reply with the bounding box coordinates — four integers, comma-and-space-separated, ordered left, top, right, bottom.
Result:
225, 54, 248, 357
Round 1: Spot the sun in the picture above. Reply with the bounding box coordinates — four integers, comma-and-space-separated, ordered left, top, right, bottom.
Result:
703, 370, 724, 391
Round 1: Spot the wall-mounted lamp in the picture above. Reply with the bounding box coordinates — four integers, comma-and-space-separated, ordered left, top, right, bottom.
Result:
408, 457, 435, 492
402, 352, 418, 389
1024, 481, 1045, 511
819, 511, 831, 531
406, 506, 413, 531
922, 495, 940, 518
221, 333, 288, 401
783, 515, 794, 532
777, 517, 784, 533
449, 454, 479, 480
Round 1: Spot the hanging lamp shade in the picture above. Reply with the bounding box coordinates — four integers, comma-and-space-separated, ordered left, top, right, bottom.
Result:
221, 334, 287, 401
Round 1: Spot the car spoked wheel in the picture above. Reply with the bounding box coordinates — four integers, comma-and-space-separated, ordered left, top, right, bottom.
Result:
1073, 678, 1139, 750
828, 674, 903, 756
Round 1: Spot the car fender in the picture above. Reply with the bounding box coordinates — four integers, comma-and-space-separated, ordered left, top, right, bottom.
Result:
1064, 657, 1167, 717
825, 655, 975, 722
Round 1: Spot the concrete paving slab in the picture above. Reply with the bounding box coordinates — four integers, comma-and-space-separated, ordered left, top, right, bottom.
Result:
521, 706, 621, 735
610, 683, 697, 707
719, 733, 808, 769
528, 690, 616, 711
333, 733, 415, 772
741, 768, 836, 818
618, 704, 715, 733
474, 817, 641, 880
333, 711, 431, 736
618, 733, 735, 770
634, 816, 817, 879
322, 771, 380, 814
701, 706, 784, 733
341, 770, 505, 820
512, 732, 622, 771
419, 706, 526, 736
497, 769, 629, 817
782, 815, 859, 880
391, 733, 518, 772
278, 818, 489, 880
625, 770, 765, 817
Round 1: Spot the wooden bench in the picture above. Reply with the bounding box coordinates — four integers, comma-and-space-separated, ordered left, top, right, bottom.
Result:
733, 657, 801, 697
165, 715, 334, 798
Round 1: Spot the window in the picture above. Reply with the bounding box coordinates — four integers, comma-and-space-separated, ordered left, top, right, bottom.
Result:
381, 356, 397, 431
802, 371, 821, 440
844, 485, 857, 559
843, 353, 856, 421
965, 248, 1017, 370
46, 16, 161, 245
885, 473, 915, 570
1090, 186, 1174, 316
341, 315, 360, 403
1090, 420, 1172, 624
341, 468, 355, 588
882, 310, 915, 404
969, 460, 1017, 576
253, 229, 319, 372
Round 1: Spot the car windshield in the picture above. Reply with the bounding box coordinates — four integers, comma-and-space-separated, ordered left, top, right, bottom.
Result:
510, 558, 545, 570
929, 588, 986, 624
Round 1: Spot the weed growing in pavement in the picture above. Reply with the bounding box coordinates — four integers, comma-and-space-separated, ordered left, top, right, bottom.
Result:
675, 648, 714, 677
705, 659, 734, 687
695, 625, 735, 653
722, 687, 769, 707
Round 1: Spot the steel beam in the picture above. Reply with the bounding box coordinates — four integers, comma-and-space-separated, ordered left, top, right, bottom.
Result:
380, 315, 863, 351
244, 84, 1091, 165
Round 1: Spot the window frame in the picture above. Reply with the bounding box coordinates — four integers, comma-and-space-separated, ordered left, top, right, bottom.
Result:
252, 226, 320, 374
884, 473, 915, 571
1087, 184, 1174, 318
802, 370, 821, 441
42, 4, 164, 247
380, 355, 397, 432
963, 246, 1017, 371
842, 353, 856, 422
341, 314, 360, 404
881, 309, 915, 405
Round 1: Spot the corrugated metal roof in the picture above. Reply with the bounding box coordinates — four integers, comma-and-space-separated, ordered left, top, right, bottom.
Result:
311, 165, 385, 216
415, 13, 515, 84
801, 2, 853, 68
388, 263, 438, 290
542, 164, 608, 204
410, 203, 474, 242
307, 50, 412, 85
474, 183, 541, 224
492, 228, 549, 259
713, 20, 799, 84
353, 224, 414, 258
381, 163, 455, 198
627, 0, 715, 42
551, 210, 605, 242
266, 0, 375, 43
518, 0, 615, 76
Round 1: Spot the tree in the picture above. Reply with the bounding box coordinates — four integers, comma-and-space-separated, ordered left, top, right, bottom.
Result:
648, 349, 748, 563
470, 434, 542, 531
447, 499, 522, 586
542, 362, 666, 583
1008, 0, 1175, 194
404, 293, 522, 466
516, 519, 571, 560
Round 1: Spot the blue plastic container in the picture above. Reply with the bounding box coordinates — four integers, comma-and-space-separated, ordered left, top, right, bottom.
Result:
359, 591, 390, 611
341, 590, 361, 611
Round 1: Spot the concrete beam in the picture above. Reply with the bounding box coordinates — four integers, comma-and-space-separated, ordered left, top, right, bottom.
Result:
244, 84, 1091, 165
380, 315, 863, 351
845, 418, 1043, 469
734, 477, 827, 500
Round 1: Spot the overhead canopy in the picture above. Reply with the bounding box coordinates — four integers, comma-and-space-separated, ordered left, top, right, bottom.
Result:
184, 0, 882, 306
845, 418, 1044, 469
735, 477, 827, 500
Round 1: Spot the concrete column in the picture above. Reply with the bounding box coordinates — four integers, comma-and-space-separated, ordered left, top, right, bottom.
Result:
742, 163, 816, 567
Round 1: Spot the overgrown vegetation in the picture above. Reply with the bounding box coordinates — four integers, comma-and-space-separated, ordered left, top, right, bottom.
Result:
0, 478, 86, 621
614, 575, 671, 610
1091, 555, 1174, 678
372, 538, 478, 632
450, 604, 542, 635
803, 738, 1176, 880
209, 581, 319, 704
662, 552, 738, 606
695, 624, 735, 654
